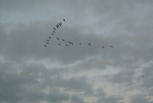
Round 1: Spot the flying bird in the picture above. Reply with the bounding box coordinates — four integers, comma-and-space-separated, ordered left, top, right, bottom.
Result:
43, 19, 67, 48
56, 38, 60, 40
62, 39, 65, 41
58, 22, 62, 27
56, 25, 59, 28
43, 19, 114, 50
88, 43, 91, 46
44, 45, 47, 47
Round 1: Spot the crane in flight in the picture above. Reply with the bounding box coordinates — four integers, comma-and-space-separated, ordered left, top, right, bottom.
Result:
88, 43, 91, 46
43, 18, 113, 50
44, 45, 47, 47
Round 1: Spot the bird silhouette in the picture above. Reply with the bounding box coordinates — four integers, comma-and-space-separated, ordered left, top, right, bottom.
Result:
62, 39, 65, 41
58, 22, 62, 27
88, 43, 91, 46
56, 25, 59, 28
43, 19, 114, 50
44, 45, 47, 47
56, 38, 60, 40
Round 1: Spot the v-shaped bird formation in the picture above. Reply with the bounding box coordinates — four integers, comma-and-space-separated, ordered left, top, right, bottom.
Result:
43, 19, 113, 49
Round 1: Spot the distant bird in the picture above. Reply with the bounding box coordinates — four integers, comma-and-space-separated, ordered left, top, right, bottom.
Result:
142, 75, 144, 78
58, 22, 62, 26
44, 45, 47, 47
102, 46, 104, 48
56, 25, 59, 28
43, 19, 67, 48
88, 43, 91, 46
56, 38, 60, 40
68, 41, 73, 45
110, 46, 113, 48
62, 39, 65, 41
79, 43, 82, 45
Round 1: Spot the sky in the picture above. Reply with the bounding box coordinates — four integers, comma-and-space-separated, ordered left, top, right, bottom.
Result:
0, 0, 153, 103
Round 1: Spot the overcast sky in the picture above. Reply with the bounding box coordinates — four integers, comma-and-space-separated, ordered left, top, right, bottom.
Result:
0, 0, 153, 103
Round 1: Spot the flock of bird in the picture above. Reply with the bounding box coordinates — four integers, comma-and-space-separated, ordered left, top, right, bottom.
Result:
43, 19, 113, 48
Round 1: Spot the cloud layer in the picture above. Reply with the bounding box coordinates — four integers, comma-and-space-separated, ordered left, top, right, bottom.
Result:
0, 0, 153, 103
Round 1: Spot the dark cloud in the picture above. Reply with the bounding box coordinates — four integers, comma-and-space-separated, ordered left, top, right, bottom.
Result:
45, 91, 69, 103
109, 69, 135, 84
131, 94, 152, 103
70, 94, 85, 103
96, 96, 123, 103
0, 60, 93, 103
0, 23, 8, 53
0, 0, 153, 103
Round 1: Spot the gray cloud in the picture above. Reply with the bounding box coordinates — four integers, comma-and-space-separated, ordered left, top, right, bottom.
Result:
131, 94, 152, 103
0, 0, 153, 103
